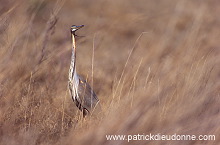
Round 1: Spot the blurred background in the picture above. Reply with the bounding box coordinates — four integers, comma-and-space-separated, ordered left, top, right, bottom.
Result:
0, 0, 219, 145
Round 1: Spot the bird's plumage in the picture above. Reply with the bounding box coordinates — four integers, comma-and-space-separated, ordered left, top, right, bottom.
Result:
68, 25, 99, 117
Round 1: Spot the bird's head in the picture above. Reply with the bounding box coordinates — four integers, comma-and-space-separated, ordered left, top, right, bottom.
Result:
71, 25, 84, 36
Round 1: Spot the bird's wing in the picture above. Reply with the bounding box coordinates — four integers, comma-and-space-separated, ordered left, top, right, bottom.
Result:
77, 75, 99, 112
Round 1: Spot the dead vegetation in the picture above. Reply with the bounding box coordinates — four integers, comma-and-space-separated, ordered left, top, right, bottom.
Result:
0, 0, 219, 145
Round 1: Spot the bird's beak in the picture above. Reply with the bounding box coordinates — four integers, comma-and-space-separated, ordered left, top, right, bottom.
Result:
75, 25, 84, 31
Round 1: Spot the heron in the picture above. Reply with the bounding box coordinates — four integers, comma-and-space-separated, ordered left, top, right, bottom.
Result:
68, 25, 99, 117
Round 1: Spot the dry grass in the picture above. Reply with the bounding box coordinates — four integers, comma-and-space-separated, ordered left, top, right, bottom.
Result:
0, 0, 219, 145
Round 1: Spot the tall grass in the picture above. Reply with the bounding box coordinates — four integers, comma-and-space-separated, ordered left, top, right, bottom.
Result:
0, 0, 219, 145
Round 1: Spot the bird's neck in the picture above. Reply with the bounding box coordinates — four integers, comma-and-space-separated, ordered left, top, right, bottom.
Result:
69, 34, 77, 82
71, 33, 76, 49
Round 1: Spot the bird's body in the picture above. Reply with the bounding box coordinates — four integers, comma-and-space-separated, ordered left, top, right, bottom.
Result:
68, 25, 99, 117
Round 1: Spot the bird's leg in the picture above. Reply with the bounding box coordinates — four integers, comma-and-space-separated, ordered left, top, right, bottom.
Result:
83, 108, 89, 118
